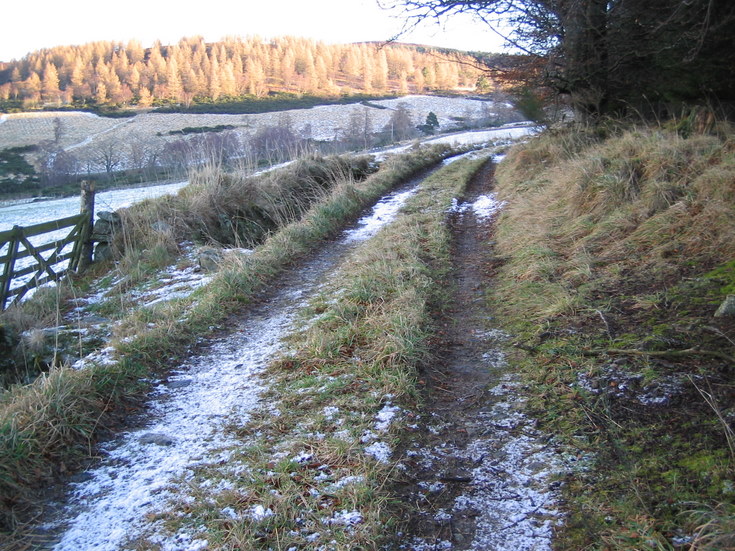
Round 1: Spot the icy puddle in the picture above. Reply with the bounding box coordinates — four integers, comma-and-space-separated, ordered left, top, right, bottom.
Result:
41, 174, 432, 550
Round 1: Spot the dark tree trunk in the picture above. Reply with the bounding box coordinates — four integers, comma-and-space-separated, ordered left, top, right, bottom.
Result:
559, 0, 609, 120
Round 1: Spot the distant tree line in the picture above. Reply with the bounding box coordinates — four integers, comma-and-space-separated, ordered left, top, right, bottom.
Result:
0, 36, 491, 110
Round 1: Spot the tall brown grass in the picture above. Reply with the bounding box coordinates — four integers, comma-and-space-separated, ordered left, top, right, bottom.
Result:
494, 123, 735, 320
113, 154, 374, 274
492, 120, 735, 549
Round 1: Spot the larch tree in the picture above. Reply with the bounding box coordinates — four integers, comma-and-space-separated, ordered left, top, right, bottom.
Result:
94, 81, 107, 104
209, 56, 222, 100
0, 35, 485, 108
254, 58, 271, 97
373, 49, 389, 91
23, 72, 42, 106
165, 57, 183, 100
41, 63, 61, 103
362, 51, 374, 93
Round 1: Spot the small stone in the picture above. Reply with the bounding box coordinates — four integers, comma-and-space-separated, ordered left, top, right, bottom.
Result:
197, 246, 224, 272
94, 242, 113, 262
151, 220, 172, 234
527, 460, 547, 473
167, 379, 193, 389
139, 432, 175, 446
92, 211, 123, 242
97, 211, 121, 223
714, 295, 735, 318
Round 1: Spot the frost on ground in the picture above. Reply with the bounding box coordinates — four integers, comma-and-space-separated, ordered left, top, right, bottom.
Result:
342, 187, 419, 243
47, 305, 292, 551
41, 167, 432, 550
66, 245, 212, 370
575, 363, 698, 407
448, 193, 507, 222
451, 384, 562, 551
14, 249, 213, 376
0, 180, 190, 300
400, 347, 563, 551
377, 123, 536, 161
0, 180, 189, 233
0, 95, 526, 173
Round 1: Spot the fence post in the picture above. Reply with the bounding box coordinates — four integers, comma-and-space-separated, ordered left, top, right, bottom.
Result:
78, 180, 95, 271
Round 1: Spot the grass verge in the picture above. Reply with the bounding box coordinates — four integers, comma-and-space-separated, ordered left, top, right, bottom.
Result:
0, 144, 459, 535
490, 122, 735, 549
129, 154, 491, 549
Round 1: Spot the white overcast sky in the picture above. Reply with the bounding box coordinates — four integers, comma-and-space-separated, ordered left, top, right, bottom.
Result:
0, 0, 506, 62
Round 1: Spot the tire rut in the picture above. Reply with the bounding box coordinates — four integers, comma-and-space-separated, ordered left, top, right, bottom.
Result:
393, 160, 562, 551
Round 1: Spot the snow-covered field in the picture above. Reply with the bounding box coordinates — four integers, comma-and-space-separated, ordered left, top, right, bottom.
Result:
0, 95, 522, 172
0, 181, 189, 297
0, 181, 189, 232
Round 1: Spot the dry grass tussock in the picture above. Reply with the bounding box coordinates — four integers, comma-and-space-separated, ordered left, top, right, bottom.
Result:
0, 361, 139, 531
113, 154, 373, 269
494, 123, 735, 319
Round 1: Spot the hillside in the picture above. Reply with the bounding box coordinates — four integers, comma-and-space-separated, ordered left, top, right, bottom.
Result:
0, 95, 518, 151
0, 36, 499, 111
0, 93, 522, 197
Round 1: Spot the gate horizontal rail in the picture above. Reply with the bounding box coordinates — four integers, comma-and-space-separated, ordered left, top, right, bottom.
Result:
0, 213, 90, 310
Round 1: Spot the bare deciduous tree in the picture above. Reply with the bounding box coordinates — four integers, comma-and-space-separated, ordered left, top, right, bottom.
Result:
382, 102, 417, 143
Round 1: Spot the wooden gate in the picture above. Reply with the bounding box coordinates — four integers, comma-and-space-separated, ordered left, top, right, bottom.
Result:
0, 213, 91, 310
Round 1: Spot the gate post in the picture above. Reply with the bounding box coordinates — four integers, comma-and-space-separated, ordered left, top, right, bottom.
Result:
0, 227, 21, 310
78, 180, 95, 271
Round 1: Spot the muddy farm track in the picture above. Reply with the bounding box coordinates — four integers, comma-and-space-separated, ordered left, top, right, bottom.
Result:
16, 166, 441, 550
7, 149, 564, 551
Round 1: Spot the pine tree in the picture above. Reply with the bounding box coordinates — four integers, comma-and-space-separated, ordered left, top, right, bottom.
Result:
0, 36, 485, 108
